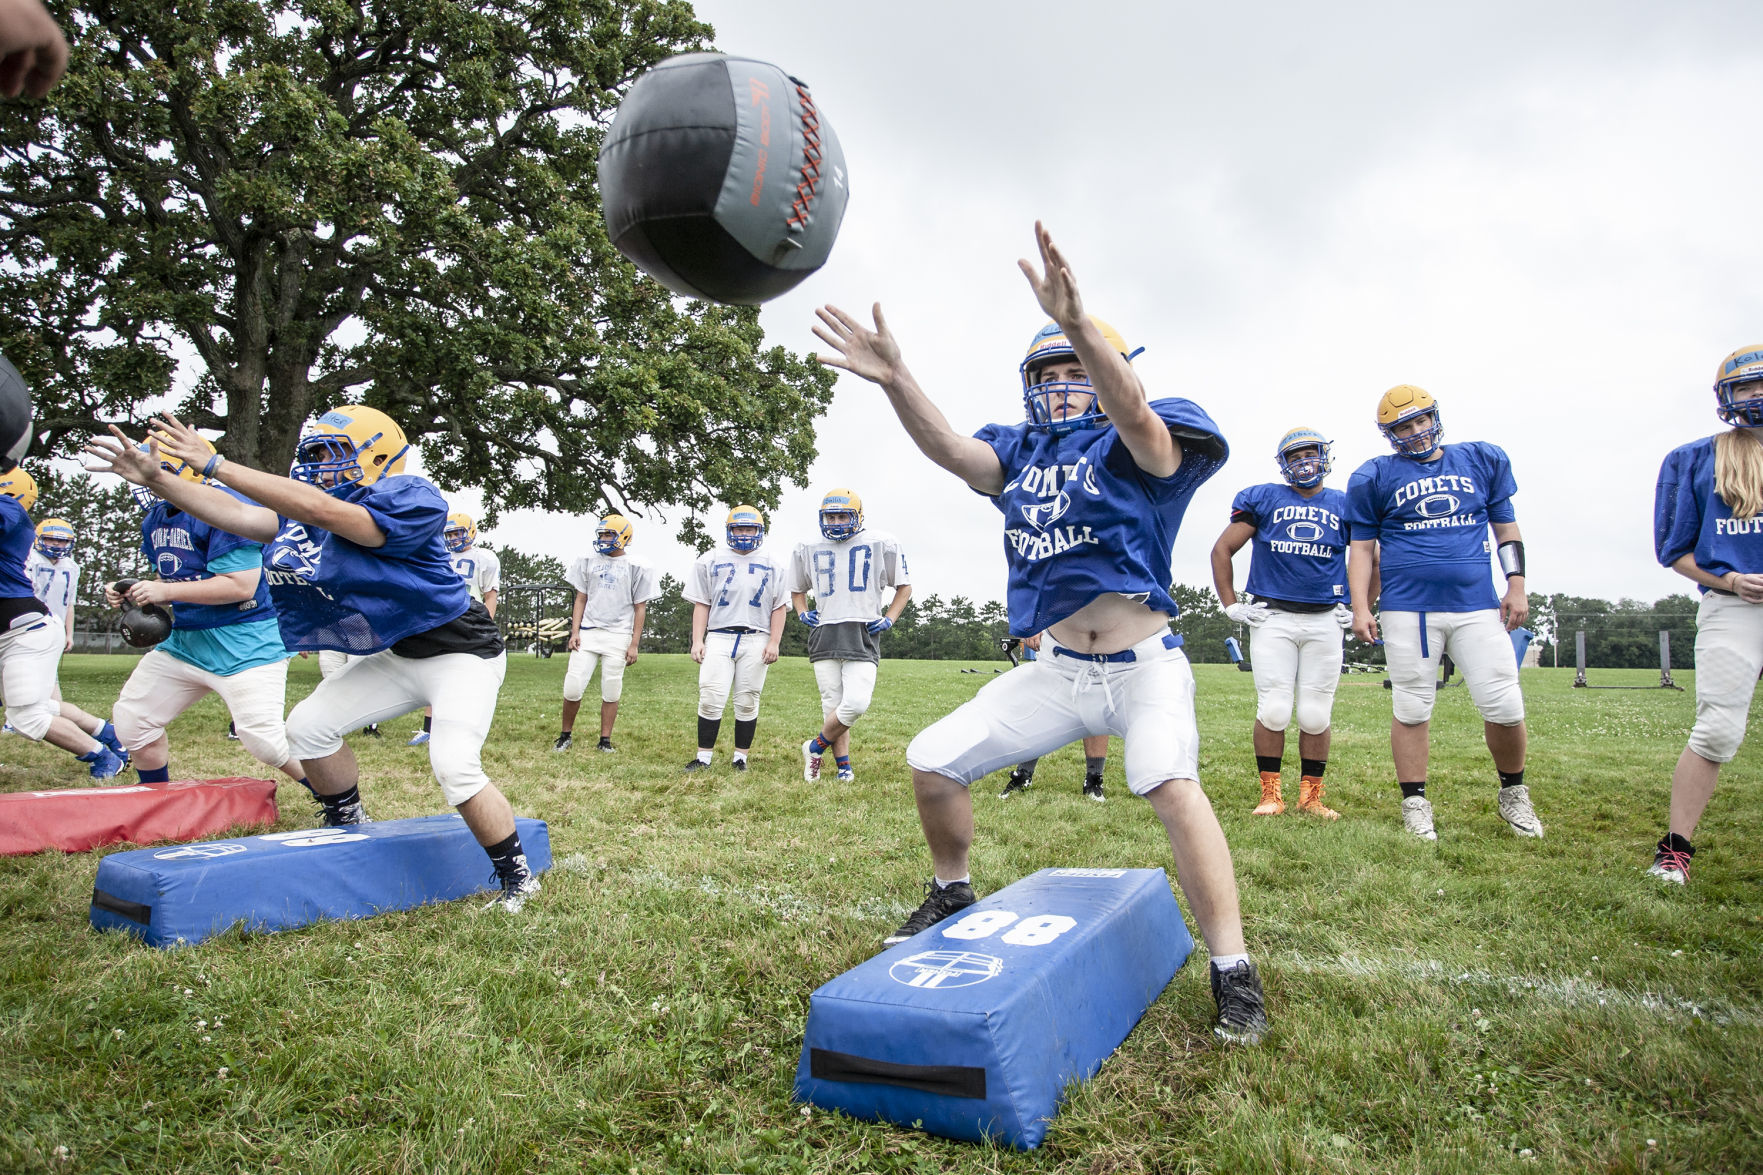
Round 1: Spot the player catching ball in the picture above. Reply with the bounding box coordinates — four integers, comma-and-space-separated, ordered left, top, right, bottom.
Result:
813, 222, 1266, 1045
1648, 346, 1763, 885
86, 408, 540, 913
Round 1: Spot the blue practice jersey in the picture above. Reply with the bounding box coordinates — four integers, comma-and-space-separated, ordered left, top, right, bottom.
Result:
1344, 441, 1517, 612
262, 475, 471, 654
142, 492, 278, 630
1655, 435, 1763, 586
975, 398, 1229, 637
1231, 482, 1351, 605
0, 495, 41, 601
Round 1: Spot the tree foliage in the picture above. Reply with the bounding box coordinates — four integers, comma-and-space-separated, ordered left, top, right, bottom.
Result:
0, 0, 835, 541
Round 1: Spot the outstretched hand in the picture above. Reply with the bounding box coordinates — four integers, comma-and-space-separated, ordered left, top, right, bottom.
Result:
144, 414, 216, 477
82, 426, 161, 487
1018, 221, 1084, 327
814, 303, 902, 386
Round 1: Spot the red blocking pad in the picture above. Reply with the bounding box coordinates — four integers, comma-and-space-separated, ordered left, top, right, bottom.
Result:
794, 867, 1193, 1149
0, 777, 278, 857
89, 814, 552, 948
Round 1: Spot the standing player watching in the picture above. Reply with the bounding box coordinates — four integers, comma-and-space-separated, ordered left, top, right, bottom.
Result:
556, 514, 658, 752
1345, 385, 1541, 842
102, 435, 310, 794
27, 518, 128, 760
408, 512, 499, 746
1211, 428, 1353, 820
813, 222, 1267, 1045
683, 505, 788, 772
789, 489, 912, 784
0, 469, 124, 779
1648, 347, 1763, 885
86, 408, 540, 912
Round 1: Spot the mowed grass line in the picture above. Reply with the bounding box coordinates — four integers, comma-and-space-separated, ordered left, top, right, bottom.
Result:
1, 653, 1759, 1174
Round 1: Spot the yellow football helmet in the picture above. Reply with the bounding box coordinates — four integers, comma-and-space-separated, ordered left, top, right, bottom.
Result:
726, 504, 765, 552
0, 466, 36, 511
1020, 316, 1141, 436
34, 517, 75, 559
1715, 346, 1763, 428
1376, 384, 1443, 458
595, 513, 634, 554
292, 405, 409, 491
444, 512, 477, 554
818, 488, 864, 541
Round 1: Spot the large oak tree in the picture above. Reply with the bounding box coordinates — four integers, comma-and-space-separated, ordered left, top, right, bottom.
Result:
0, 0, 834, 537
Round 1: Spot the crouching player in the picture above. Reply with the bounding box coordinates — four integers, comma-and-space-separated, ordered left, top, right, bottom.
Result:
813, 222, 1267, 1044
106, 435, 310, 792
0, 469, 124, 779
1210, 428, 1353, 819
87, 407, 539, 912
683, 505, 788, 772
1648, 347, 1763, 884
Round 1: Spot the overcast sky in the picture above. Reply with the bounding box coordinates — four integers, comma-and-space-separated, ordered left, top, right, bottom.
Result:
99, 1, 1763, 610
472, 0, 1763, 608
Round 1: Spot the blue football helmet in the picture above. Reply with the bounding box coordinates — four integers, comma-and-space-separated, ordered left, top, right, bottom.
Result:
1715, 346, 1763, 428
726, 504, 765, 552
1019, 317, 1142, 437
595, 513, 633, 555
1376, 385, 1443, 460
1276, 427, 1332, 488
818, 489, 863, 541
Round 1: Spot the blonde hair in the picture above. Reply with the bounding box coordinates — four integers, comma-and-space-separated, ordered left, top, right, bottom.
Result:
1715, 427, 1763, 520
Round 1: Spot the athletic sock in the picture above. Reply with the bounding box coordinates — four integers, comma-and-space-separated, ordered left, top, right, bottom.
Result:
1209, 952, 1250, 972
1300, 757, 1327, 778
834, 755, 851, 771
809, 733, 830, 754
1399, 781, 1426, 799
319, 784, 361, 817
559, 729, 571, 740
97, 720, 119, 745
734, 717, 757, 749
1256, 755, 1282, 775
933, 875, 970, 889
695, 750, 712, 765
732, 751, 748, 764
1085, 754, 1107, 776
1498, 768, 1526, 789
483, 831, 530, 883
421, 715, 432, 733
1660, 831, 1693, 855
697, 716, 721, 749
137, 765, 170, 784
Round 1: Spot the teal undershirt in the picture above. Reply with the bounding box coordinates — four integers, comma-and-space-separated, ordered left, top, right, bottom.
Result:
158, 547, 290, 676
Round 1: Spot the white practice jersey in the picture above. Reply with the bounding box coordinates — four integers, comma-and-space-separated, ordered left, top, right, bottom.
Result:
450, 546, 501, 603
684, 546, 789, 632
565, 551, 661, 631
27, 549, 80, 624
789, 530, 910, 624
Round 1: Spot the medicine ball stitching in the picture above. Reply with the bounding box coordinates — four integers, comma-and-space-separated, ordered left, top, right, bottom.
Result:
785, 84, 823, 231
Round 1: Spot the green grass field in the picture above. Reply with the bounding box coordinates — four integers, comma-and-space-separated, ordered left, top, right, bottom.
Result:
2, 653, 1759, 1174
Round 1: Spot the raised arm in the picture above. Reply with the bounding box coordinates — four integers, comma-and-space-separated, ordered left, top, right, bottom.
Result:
814, 303, 1006, 496
1019, 222, 1177, 478
83, 426, 278, 543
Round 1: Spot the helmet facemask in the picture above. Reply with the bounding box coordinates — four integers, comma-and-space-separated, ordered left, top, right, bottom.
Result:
1382, 409, 1443, 460
1278, 442, 1331, 489
1717, 375, 1763, 429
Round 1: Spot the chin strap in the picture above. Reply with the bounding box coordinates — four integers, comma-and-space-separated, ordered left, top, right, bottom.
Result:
1497, 539, 1525, 579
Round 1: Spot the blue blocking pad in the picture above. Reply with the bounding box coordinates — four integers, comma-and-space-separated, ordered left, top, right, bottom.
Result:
90, 814, 551, 948
794, 867, 1193, 1149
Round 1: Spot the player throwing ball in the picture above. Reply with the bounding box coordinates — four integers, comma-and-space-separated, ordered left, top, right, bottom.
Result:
1210, 428, 1353, 819
86, 408, 540, 912
682, 505, 788, 772
1648, 347, 1763, 884
813, 223, 1266, 1045
789, 489, 911, 784
556, 514, 658, 752
1346, 385, 1541, 841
